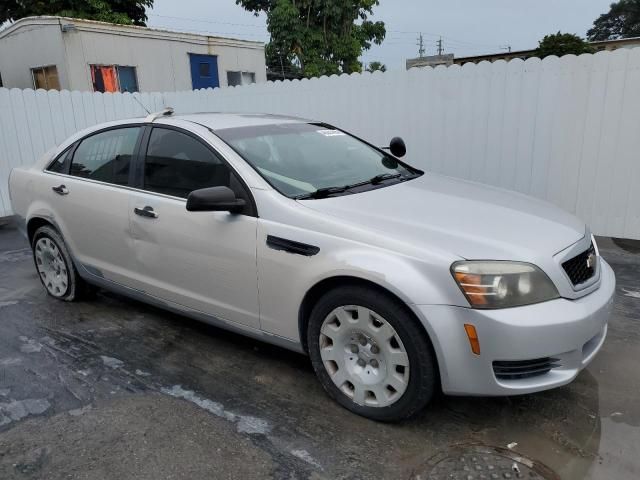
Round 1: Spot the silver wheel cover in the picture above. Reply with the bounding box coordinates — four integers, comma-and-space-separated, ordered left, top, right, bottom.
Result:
319, 305, 410, 408
34, 238, 69, 298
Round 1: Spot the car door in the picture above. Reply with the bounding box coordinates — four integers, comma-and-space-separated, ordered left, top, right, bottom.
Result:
128, 126, 260, 329
44, 126, 143, 286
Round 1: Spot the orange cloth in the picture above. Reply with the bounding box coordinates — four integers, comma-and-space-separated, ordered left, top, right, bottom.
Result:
100, 66, 118, 93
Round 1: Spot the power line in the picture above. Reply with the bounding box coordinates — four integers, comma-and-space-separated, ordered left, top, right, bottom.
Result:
149, 12, 508, 58
386, 29, 505, 49
147, 13, 266, 29
147, 12, 504, 50
149, 23, 269, 40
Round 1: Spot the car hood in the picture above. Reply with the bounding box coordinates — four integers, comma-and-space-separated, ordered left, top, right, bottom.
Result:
297, 173, 586, 261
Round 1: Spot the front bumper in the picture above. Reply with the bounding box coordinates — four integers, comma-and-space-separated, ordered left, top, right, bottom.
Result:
414, 258, 616, 396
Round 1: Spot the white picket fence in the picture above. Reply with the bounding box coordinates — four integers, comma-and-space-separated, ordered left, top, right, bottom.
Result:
1, 48, 640, 239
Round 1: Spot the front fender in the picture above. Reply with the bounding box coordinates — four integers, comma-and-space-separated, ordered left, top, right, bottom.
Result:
256, 223, 468, 343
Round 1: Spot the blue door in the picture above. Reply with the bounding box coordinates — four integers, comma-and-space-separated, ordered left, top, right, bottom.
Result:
189, 54, 220, 90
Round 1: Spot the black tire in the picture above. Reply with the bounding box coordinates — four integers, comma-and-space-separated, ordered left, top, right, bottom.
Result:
31, 225, 93, 302
307, 285, 437, 422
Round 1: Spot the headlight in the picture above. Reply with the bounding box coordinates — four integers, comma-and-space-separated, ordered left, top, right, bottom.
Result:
451, 261, 559, 309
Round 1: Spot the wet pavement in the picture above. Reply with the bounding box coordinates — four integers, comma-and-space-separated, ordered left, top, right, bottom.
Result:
0, 222, 638, 479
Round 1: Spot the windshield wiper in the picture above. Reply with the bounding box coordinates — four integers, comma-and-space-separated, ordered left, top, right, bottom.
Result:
369, 173, 402, 185
295, 186, 349, 200
295, 173, 409, 200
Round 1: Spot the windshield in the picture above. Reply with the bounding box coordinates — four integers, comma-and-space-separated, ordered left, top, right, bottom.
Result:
214, 123, 420, 198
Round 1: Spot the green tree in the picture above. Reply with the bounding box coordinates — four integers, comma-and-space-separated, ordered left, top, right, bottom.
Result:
366, 61, 386, 73
236, 0, 386, 78
588, 0, 640, 40
535, 32, 595, 59
0, 0, 154, 26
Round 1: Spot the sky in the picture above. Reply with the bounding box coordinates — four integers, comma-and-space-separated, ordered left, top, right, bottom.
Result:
147, 0, 613, 70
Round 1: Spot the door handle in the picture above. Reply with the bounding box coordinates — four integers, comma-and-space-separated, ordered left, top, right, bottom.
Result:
134, 206, 159, 219
52, 185, 69, 196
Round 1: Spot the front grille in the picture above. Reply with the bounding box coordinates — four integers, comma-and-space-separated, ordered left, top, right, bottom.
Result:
493, 357, 561, 381
562, 243, 597, 286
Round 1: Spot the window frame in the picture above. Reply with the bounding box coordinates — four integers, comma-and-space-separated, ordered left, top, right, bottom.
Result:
43, 123, 258, 217
44, 124, 146, 188
136, 125, 258, 217
45, 144, 77, 175
69, 125, 143, 186
90, 64, 140, 93
31, 65, 60, 90
226, 70, 256, 87
199, 62, 212, 78
212, 121, 423, 200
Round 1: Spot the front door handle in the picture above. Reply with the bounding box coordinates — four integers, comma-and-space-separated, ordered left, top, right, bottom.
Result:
134, 206, 159, 219
52, 185, 69, 196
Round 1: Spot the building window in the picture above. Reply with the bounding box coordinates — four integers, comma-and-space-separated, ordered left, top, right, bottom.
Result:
90, 65, 139, 93
199, 63, 212, 78
32, 65, 60, 90
227, 71, 256, 87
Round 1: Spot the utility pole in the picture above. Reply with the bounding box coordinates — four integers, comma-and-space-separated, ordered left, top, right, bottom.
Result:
500, 45, 512, 53
436, 37, 444, 56
417, 33, 426, 58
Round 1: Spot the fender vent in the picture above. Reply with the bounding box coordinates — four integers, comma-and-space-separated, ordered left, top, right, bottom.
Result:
266, 235, 320, 256
493, 357, 561, 381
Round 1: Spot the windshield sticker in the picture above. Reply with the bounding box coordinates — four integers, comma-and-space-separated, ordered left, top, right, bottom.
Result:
317, 129, 346, 137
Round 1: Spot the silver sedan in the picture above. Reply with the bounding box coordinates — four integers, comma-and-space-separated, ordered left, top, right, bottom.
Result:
9, 111, 615, 421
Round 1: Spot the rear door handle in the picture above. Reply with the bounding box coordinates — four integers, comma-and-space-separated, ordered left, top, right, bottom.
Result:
134, 206, 159, 219
52, 185, 69, 196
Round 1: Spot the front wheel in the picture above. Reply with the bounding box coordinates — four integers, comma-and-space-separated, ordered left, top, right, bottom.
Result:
307, 286, 437, 422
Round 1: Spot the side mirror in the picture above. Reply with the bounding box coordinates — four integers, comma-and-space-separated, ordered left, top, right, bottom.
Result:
389, 137, 407, 158
186, 186, 246, 214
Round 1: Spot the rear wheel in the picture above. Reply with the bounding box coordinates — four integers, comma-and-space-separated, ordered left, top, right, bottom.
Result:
307, 285, 437, 422
32, 225, 92, 302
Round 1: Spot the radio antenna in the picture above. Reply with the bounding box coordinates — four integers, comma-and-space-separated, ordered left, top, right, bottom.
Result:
132, 94, 151, 115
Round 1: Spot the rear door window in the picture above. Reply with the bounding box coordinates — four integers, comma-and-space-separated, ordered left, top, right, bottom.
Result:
70, 127, 141, 186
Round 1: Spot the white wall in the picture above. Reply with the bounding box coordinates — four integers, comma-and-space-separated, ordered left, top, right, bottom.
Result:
0, 21, 67, 90
1, 49, 639, 240
63, 23, 267, 92
0, 17, 267, 92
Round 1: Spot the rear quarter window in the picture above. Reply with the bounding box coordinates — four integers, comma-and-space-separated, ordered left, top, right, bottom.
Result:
46, 147, 73, 174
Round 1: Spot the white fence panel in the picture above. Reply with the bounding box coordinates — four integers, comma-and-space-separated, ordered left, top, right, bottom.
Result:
0, 50, 639, 239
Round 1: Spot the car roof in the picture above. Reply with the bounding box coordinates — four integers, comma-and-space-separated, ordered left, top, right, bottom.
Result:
160, 112, 312, 131
40, 112, 315, 169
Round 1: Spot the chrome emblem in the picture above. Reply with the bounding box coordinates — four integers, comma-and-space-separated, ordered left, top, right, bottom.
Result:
586, 253, 596, 269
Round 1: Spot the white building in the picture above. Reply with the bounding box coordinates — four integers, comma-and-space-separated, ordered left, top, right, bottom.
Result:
0, 16, 267, 92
